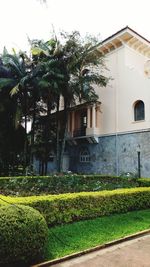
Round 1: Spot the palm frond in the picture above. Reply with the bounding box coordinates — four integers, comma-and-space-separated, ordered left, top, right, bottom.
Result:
0, 78, 15, 89
81, 73, 108, 87
31, 47, 49, 57
20, 75, 30, 88
10, 84, 20, 96
2, 54, 24, 77
38, 80, 50, 89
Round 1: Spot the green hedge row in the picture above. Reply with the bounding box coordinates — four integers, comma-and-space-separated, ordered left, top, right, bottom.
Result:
1, 187, 150, 226
0, 174, 138, 196
138, 178, 150, 187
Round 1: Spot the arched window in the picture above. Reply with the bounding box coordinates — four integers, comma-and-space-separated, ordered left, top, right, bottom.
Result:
80, 149, 90, 162
134, 100, 145, 121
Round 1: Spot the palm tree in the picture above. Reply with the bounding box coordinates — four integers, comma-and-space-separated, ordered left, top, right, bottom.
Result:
56, 31, 108, 172
0, 49, 33, 172
0, 57, 27, 174
30, 32, 108, 173
30, 38, 65, 174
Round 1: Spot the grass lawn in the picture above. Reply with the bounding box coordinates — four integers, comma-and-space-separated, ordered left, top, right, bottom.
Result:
47, 209, 150, 260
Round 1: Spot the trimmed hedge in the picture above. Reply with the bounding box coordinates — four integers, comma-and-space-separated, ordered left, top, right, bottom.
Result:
138, 178, 150, 187
0, 174, 138, 196
1, 187, 150, 226
0, 204, 48, 266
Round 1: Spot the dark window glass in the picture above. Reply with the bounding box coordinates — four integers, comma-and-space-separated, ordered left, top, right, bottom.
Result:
134, 101, 145, 121
80, 149, 90, 162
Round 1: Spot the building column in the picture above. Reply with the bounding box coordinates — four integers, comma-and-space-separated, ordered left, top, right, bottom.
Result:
92, 104, 96, 128
87, 107, 91, 128
96, 104, 101, 128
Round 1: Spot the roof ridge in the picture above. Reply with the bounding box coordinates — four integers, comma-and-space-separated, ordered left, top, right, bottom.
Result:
102, 26, 150, 44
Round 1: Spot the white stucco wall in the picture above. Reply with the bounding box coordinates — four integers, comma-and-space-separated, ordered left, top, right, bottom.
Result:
96, 45, 150, 135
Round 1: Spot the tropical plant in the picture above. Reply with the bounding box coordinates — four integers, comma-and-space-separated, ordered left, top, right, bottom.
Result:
56, 31, 108, 171
0, 30, 108, 175
0, 49, 34, 173
30, 31, 108, 173
30, 38, 66, 174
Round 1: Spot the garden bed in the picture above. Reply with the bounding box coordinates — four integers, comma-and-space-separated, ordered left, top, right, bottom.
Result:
0, 174, 139, 196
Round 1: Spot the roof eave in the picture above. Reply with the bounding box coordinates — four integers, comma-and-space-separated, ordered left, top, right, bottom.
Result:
99, 26, 150, 57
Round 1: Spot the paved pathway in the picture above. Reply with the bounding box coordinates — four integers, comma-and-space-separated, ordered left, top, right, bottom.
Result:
50, 234, 150, 267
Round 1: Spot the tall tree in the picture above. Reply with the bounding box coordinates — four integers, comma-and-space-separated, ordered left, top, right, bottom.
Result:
30, 38, 65, 174
0, 49, 33, 173
30, 32, 108, 173
0, 57, 26, 174
0, 31, 108, 175
57, 31, 108, 171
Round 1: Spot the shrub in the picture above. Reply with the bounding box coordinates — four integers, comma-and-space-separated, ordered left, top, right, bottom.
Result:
0, 174, 138, 196
0, 204, 48, 266
138, 178, 150, 187
1, 187, 150, 226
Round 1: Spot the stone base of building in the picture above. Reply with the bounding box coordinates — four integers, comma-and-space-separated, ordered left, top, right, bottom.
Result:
68, 130, 150, 178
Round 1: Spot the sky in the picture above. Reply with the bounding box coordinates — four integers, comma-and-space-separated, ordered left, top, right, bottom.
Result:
0, 0, 150, 53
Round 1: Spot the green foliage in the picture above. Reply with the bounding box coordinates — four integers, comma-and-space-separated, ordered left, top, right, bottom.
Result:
47, 209, 150, 260
0, 204, 48, 266
0, 31, 108, 174
0, 174, 139, 196
30, 32, 108, 173
138, 178, 150, 187
0, 51, 32, 175
1, 187, 150, 226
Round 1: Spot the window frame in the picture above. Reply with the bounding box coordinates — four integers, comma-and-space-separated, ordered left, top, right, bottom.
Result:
79, 149, 90, 163
133, 100, 145, 122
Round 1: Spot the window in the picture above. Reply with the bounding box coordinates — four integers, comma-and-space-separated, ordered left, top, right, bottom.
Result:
134, 100, 145, 121
80, 149, 90, 162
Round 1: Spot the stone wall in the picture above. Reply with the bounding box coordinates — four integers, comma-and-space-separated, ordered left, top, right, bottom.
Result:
69, 130, 150, 177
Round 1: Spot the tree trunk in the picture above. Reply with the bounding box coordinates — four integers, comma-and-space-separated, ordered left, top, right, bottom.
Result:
39, 160, 41, 175
56, 96, 60, 172
23, 87, 28, 174
30, 99, 36, 170
44, 99, 51, 175
44, 160, 48, 176
58, 104, 68, 173
41, 160, 44, 176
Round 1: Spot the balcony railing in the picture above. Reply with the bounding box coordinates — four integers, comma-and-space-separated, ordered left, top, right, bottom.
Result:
73, 127, 86, 137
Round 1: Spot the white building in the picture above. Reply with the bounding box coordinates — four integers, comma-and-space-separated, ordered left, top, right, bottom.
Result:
66, 26, 150, 177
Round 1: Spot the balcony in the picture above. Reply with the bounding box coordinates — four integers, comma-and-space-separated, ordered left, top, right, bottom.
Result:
73, 127, 86, 137
67, 101, 101, 144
